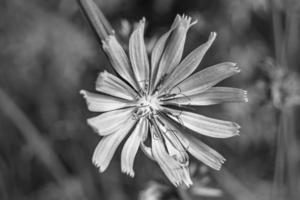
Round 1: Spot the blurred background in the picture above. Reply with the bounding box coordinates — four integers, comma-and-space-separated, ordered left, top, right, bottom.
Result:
0, 0, 299, 199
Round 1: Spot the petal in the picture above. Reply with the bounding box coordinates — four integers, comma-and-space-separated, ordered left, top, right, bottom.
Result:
164, 137, 188, 164
150, 30, 172, 92
121, 119, 148, 177
155, 115, 190, 149
152, 15, 196, 91
162, 130, 192, 188
168, 62, 240, 97
155, 116, 187, 152
129, 18, 150, 91
96, 71, 138, 100
80, 90, 134, 112
92, 118, 136, 172
185, 134, 225, 170
140, 142, 154, 160
156, 113, 225, 170
151, 126, 192, 187
159, 32, 217, 94
150, 15, 181, 92
102, 35, 139, 91
164, 108, 240, 138
166, 87, 248, 106
87, 108, 134, 136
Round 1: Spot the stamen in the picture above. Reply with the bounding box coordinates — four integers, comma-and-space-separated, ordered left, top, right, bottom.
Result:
160, 86, 192, 107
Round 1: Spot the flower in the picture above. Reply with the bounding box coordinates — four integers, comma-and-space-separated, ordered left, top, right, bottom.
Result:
79, 0, 247, 187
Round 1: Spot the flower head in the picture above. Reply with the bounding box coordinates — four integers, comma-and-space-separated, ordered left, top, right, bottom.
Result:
79, 0, 247, 187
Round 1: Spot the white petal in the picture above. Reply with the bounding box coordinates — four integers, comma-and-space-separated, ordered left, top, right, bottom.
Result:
87, 108, 134, 136
129, 18, 150, 91
155, 116, 187, 152
140, 142, 154, 160
151, 126, 191, 187
166, 87, 248, 106
156, 113, 225, 170
102, 35, 139, 91
80, 90, 134, 112
162, 131, 193, 187
96, 71, 138, 101
186, 134, 225, 170
168, 62, 240, 96
159, 32, 216, 94
92, 118, 136, 172
121, 119, 148, 177
150, 15, 181, 92
150, 30, 172, 92
155, 117, 189, 150
164, 108, 240, 138
159, 15, 193, 74
152, 15, 196, 91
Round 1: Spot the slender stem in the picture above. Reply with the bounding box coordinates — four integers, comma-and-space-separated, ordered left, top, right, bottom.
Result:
270, 0, 284, 67
272, 111, 286, 200
285, 0, 299, 69
77, 0, 114, 42
270, 1, 300, 200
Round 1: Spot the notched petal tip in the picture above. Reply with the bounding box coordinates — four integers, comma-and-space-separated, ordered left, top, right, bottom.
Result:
190, 19, 198, 27
179, 15, 192, 28
92, 159, 106, 173
133, 17, 146, 31
232, 63, 242, 73
121, 167, 135, 177
185, 181, 193, 188
141, 17, 146, 23
172, 14, 196, 29
233, 122, 241, 129
209, 32, 217, 41
214, 158, 226, 170
234, 130, 240, 136
80, 89, 87, 96
225, 62, 241, 74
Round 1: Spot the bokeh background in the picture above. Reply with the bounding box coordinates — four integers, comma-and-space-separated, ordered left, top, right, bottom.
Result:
0, 0, 300, 199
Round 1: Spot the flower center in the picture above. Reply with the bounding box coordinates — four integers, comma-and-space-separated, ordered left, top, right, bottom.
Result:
133, 94, 161, 119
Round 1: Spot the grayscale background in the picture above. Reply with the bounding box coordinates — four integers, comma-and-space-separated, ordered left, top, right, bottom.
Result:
0, 0, 299, 200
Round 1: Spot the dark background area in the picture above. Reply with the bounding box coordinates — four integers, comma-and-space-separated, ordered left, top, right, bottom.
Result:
0, 0, 299, 199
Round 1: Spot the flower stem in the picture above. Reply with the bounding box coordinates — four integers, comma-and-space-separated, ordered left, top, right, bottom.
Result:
77, 0, 114, 42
